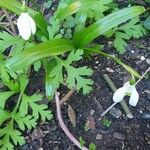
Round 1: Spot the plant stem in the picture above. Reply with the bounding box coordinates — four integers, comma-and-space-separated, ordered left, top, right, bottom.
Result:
84, 48, 141, 78
55, 92, 89, 150
12, 92, 23, 115
103, 74, 133, 118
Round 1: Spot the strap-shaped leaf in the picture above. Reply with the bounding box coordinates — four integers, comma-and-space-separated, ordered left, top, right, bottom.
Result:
43, 59, 57, 100
73, 6, 145, 48
0, 0, 48, 37
5, 39, 75, 71
57, 0, 112, 21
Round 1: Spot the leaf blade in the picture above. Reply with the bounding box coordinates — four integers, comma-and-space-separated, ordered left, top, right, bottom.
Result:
73, 6, 145, 48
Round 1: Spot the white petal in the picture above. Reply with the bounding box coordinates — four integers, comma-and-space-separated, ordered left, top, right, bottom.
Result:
17, 13, 31, 40
26, 13, 36, 34
129, 87, 139, 106
113, 87, 127, 103
123, 82, 132, 93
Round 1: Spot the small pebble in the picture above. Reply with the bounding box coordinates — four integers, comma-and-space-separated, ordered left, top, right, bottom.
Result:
96, 134, 102, 140
146, 59, 150, 65
90, 109, 95, 115
106, 67, 114, 73
141, 114, 150, 119
131, 50, 135, 53
113, 132, 125, 140
140, 56, 145, 61
110, 107, 122, 118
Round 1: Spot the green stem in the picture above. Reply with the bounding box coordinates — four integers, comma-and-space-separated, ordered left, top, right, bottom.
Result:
84, 48, 141, 78
103, 74, 133, 118
11, 92, 23, 115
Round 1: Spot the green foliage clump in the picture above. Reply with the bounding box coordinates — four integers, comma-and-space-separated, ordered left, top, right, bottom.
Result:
0, 0, 147, 149
0, 74, 53, 149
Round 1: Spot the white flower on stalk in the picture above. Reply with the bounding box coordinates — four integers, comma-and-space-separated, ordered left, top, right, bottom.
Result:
17, 12, 36, 40
113, 82, 139, 106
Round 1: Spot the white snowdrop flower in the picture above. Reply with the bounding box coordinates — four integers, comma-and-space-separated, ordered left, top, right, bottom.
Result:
17, 12, 36, 40
113, 82, 139, 106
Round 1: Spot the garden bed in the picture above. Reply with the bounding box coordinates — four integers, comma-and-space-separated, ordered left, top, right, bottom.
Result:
20, 36, 150, 150
0, 0, 150, 150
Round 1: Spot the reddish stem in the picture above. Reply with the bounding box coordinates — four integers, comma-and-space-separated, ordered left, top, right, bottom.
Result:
55, 92, 89, 150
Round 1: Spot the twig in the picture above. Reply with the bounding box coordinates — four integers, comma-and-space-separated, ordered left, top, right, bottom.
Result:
102, 74, 133, 118
2, 25, 16, 36
135, 67, 150, 86
2, 8, 17, 35
60, 89, 75, 105
55, 92, 89, 150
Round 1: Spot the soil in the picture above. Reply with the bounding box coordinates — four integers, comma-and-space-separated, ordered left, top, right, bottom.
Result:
14, 0, 150, 150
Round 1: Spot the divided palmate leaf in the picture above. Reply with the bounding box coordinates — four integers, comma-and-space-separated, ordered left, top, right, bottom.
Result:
14, 113, 37, 131
49, 50, 93, 94
0, 91, 15, 109
19, 93, 53, 121
114, 17, 146, 53
0, 109, 10, 126
0, 31, 25, 53
0, 126, 25, 149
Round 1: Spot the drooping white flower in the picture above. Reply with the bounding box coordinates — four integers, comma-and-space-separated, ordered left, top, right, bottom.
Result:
17, 12, 36, 40
113, 82, 139, 106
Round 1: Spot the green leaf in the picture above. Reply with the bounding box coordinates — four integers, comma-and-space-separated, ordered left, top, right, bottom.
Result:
5, 39, 75, 71
57, 0, 112, 21
0, 0, 48, 37
0, 109, 10, 126
144, 15, 150, 30
66, 49, 83, 64
19, 74, 29, 93
14, 113, 37, 131
66, 66, 93, 94
84, 48, 141, 78
73, 6, 145, 48
49, 50, 93, 94
114, 32, 130, 53
43, 59, 58, 99
9, 129, 25, 146
49, 59, 63, 90
0, 126, 25, 148
89, 143, 96, 150
20, 93, 53, 121
0, 135, 14, 150
119, 17, 146, 38
0, 31, 25, 53
79, 136, 85, 147
34, 60, 42, 72
114, 18, 146, 53
0, 91, 15, 109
